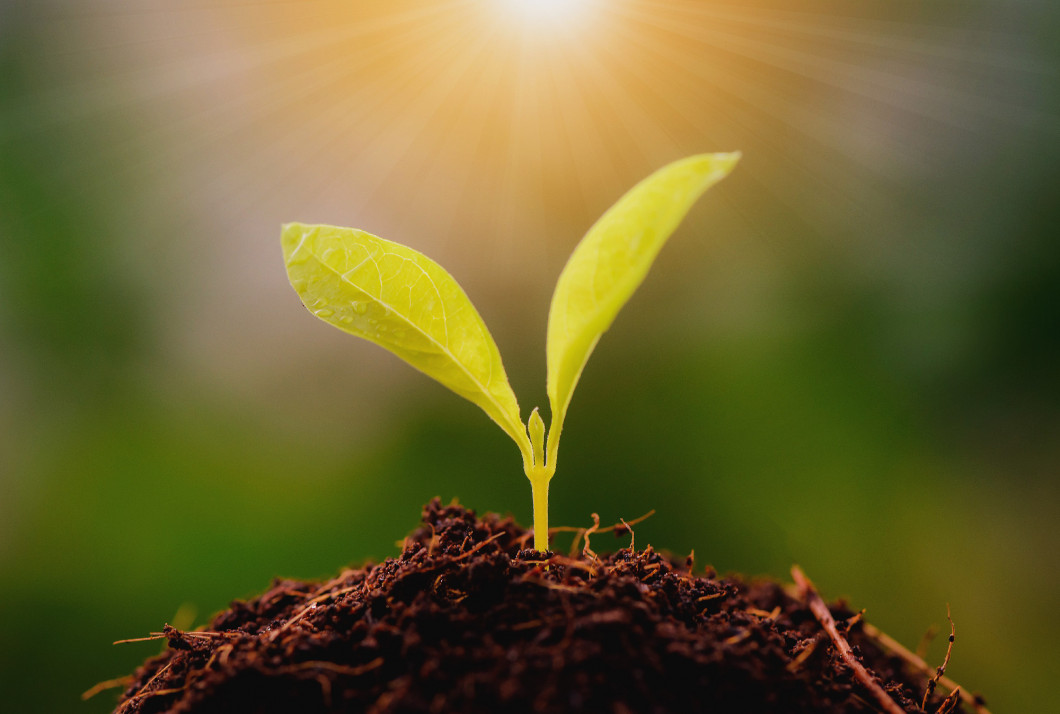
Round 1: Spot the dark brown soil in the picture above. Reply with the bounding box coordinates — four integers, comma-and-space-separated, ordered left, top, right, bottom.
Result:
108, 499, 984, 714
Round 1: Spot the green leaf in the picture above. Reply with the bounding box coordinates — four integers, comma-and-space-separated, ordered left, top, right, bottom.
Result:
282, 223, 530, 460
545, 152, 740, 466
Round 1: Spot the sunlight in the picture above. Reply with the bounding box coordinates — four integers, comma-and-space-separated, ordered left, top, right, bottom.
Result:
504, 0, 592, 26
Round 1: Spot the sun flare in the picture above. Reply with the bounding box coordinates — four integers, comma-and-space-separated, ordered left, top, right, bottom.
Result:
504, 0, 592, 25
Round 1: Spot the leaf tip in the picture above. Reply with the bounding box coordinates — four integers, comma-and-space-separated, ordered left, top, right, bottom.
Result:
281, 222, 314, 266
720, 149, 742, 166
689, 151, 741, 182
718, 150, 742, 169
280, 221, 305, 238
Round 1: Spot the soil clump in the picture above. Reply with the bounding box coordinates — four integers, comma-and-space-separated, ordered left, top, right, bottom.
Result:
108, 499, 982, 713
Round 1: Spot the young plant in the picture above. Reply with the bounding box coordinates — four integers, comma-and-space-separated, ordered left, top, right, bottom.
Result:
282, 153, 740, 552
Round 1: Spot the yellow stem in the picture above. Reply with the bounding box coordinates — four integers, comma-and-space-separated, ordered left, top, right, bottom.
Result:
530, 471, 550, 552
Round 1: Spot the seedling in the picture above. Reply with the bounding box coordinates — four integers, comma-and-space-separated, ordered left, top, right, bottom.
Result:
282, 153, 739, 551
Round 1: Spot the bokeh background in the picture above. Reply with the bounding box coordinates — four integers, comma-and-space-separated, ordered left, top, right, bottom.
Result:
2, 0, 1057, 711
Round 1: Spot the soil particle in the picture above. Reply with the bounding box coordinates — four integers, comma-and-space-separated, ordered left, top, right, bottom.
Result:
111, 499, 978, 713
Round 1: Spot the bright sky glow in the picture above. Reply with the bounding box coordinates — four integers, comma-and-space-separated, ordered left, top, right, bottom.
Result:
505, 0, 591, 25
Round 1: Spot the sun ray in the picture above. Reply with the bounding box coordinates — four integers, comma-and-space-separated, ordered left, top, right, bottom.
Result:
6, 0, 1054, 277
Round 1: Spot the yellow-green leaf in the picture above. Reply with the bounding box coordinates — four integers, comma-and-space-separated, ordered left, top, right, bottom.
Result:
282, 223, 530, 459
545, 153, 740, 465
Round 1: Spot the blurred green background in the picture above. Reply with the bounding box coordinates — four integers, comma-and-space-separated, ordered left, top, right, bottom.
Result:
1, 1, 1057, 711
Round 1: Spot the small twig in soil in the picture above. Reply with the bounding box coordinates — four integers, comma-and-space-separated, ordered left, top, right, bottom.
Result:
791, 566, 906, 714
922, 605, 956, 710
116, 662, 173, 713
272, 585, 360, 637
159, 629, 240, 642
936, 687, 963, 714
298, 569, 362, 606
452, 531, 505, 561
746, 606, 782, 621
787, 632, 825, 673
544, 553, 596, 574
723, 629, 751, 646
696, 592, 725, 604
113, 633, 168, 645
118, 686, 186, 711
861, 621, 991, 714
842, 610, 866, 632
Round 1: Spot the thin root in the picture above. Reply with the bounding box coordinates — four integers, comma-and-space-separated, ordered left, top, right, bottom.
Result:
113, 634, 167, 645
82, 676, 132, 700
861, 620, 991, 714
582, 513, 601, 561
272, 657, 384, 678
619, 518, 634, 551
555, 510, 656, 558
567, 527, 588, 558
922, 604, 957, 710
600, 509, 655, 535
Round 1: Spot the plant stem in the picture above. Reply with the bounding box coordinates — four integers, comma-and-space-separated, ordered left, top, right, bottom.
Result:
525, 409, 554, 553
529, 471, 550, 552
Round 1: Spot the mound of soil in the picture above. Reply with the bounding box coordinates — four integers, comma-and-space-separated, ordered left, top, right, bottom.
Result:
109, 499, 983, 714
